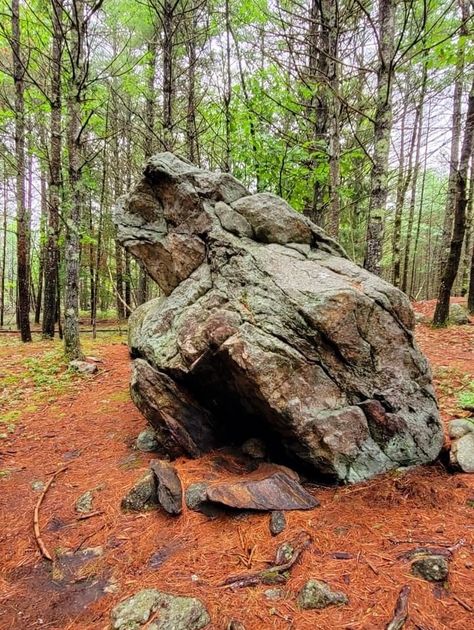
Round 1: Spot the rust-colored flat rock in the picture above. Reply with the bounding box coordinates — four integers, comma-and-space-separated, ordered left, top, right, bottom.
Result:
206, 471, 318, 511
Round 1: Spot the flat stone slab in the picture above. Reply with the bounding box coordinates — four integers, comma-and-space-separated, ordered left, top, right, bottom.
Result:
205, 469, 318, 511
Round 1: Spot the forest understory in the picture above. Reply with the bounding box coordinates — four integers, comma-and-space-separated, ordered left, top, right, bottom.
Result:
0, 299, 473, 630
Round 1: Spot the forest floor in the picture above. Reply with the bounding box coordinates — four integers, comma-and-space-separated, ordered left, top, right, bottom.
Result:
0, 301, 473, 630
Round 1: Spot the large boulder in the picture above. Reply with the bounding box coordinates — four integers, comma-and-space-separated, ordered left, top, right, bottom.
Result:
115, 153, 442, 483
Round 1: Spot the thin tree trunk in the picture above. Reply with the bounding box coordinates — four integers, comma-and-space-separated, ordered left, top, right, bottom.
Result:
401, 62, 428, 294
35, 167, 47, 324
438, 13, 467, 288
364, 0, 396, 276
1, 165, 7, 328
64, 0, 86, 360
433, 79, 474, 326
11, 0, 32, 342
43, 0, 63, 339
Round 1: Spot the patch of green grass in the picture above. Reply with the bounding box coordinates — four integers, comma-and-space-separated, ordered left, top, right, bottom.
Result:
458, 381, 474, 410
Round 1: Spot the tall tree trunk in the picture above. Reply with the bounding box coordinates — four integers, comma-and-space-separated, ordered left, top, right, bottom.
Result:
305, 0, 340, 234
437, 9, 467, 288
35, 164, 48, 324
64, 0, 86, 360
185, 2, 199, 165
433, 79, 474, 326
43, 0, 63, 339
401, 61, 428, 294
11, 0, 32, 342
1, 164, 7, 328
364, 0, 396, 276
162, 0, 175, 150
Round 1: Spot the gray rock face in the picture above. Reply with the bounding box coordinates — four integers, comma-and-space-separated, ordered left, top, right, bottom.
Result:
110, 588, 210, 630
136, 428, 160, 452
297, 579, 348, 609
115, 152, 442, 483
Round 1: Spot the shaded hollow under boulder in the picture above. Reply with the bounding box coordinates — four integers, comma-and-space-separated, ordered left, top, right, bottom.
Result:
115, 152, 442, 483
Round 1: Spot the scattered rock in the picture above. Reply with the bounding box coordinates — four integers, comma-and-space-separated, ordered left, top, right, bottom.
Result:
69, 360, 98, 374
448, 418, 474, 439
184, 483, 222, 517
121, 471, 158, 512
297, 579, 348, 610
149, 459, 183, 515
136, 428, 160, 452
110, 588, 210, 630
411, 555, 449, 582
116, 152, 442, 483
31, 480, 45, 492
227, 622, 246, 630
449, 303, 470, 325
450, 432, 474, 473
264, 588, 284, 601
205, 468, 318, 511
75, 490, 94, 514
241, 438, 266, 460
275, 542, 294, 565
269, 511, 286, 536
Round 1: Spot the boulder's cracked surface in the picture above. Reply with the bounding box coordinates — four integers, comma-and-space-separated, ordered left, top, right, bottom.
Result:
115, 152, 443, 483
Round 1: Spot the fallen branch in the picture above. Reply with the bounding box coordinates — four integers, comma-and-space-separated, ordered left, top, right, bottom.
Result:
76, 510, 103, 521
386, 585, 410, 630
33, 466, 68, 561
222, 531, 311, 589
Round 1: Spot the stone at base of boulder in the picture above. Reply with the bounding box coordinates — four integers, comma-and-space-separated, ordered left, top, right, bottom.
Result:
448, 418, 474, 440
411, 555, 449, 582
297, 579, 348, 609
121, 471, 158, 512
136, 428, 160, 452
449, 432, 474, 473
110, 588, 210, 630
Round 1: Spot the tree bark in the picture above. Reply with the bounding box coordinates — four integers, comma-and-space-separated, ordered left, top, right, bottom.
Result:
64, 0, 86, 360
433, 79, 474, 326
43, 0, 63, 339
364, 0, 396, 276
11, 0, 32, 342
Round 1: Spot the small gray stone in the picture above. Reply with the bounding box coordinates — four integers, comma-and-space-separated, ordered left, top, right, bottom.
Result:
76, 490, 94, 514
269, 511, 286, 536
227, 622, 246, 630
136, 428, 159, 452
31, 480, 45, 492
449, 419, 474, 440
450, 433, 474, 473
264, 588, 283, 601
110, 587, 210, 630
449, 303, 469, 325
411, 555, 449, 582
121, 471, 158, 512
297, 579, 348, 610
69, 360, 98, 374
185, 482, 208, 511
241, 438, 266, 460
